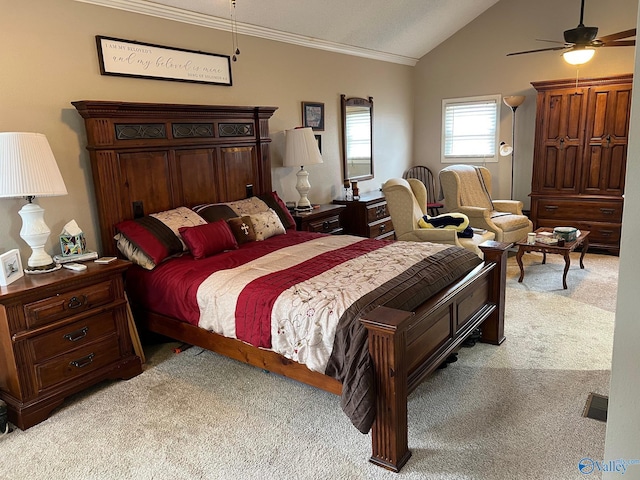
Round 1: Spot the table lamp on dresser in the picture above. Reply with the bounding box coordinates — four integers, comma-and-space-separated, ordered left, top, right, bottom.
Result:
0, 132, 68, 272
283, 127, 323, 211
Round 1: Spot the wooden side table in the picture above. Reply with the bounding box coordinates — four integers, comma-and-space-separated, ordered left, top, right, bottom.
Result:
515, 228, 590, 289
0, 259, 143, 429
291, 204, 346, 234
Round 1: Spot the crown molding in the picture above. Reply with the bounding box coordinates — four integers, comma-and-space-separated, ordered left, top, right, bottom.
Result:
73, 0, 418, 66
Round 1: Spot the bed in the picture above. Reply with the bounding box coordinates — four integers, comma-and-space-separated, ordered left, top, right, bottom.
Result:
73, 100, 509, 472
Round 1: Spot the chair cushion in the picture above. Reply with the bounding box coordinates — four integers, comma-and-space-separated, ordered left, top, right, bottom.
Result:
490, 212, 531, 233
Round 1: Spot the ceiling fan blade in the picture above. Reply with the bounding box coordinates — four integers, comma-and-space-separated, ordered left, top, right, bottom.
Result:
601, 40, 636, 47
507, 45, 570, 56
597, 29, 636, 43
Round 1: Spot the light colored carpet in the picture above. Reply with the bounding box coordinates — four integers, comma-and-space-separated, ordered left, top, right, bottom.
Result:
0, 252, 617, 480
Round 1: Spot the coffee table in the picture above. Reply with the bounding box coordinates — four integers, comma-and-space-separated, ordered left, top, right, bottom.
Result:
515, 228, 590, 289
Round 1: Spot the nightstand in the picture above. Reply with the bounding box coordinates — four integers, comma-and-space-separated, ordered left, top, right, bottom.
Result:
0, 259, 142, 429
333, 191, 395, 239
291, 204, 346, 234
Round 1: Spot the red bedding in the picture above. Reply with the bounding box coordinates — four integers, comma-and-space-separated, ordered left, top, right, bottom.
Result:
126, 231, 483, 433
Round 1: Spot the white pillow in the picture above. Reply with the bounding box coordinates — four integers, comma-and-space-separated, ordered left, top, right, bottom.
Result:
250, 209, 286, 241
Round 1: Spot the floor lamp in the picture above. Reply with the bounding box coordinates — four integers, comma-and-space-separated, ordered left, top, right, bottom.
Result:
503, 95, 526, 200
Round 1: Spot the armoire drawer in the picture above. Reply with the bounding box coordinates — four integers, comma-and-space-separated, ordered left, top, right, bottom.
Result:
537, 219, 621, 245
536, 199, 623, 223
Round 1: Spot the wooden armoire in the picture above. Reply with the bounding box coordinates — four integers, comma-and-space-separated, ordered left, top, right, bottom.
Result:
530, 74, 632, 254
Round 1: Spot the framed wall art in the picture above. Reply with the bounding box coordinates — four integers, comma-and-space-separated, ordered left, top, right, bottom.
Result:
96, 36, 232, 86
302, 102, 324, 131
0, 249, 24, 286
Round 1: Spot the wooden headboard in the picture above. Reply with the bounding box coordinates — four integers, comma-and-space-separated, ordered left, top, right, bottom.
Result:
72, 101, 278, 256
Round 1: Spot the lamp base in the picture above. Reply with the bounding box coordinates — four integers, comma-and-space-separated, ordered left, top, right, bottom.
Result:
18, 201, 55, 269
24, 264, 62, 275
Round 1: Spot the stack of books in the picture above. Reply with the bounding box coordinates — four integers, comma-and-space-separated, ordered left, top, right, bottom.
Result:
53, 251, 98, 264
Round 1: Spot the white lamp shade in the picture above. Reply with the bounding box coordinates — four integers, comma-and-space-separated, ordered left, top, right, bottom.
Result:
0, 132, 68, 198
499, 142, 513, 156
283, 127, 323, 167
563, 48, 595, 65
503, 96, 526, 109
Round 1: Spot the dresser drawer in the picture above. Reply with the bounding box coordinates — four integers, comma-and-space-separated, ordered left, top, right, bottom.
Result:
307, 215, 343, 234
30, 311, 118, 363
35, 335, 121, 392
24, 280, 116, 329
367, 219, 394, 239
537, 219, 621, 245
366, 202, 389, 223
536, 199, 623, 222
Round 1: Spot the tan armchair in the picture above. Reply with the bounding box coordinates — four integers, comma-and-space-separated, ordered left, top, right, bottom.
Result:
439, 165, 533, 244
382, 178, 494, 257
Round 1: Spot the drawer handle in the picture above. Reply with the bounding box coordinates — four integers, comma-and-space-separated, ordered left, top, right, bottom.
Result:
601, 230, 614, 237
67, 295, 87, 310
322, 221, 330, 231
379, 224, 386, 233
70, 353, 94, 369
544, 205, 559, 211
600, 208, 615, 215
63, 327, 89, 342
375, 205, 387, 218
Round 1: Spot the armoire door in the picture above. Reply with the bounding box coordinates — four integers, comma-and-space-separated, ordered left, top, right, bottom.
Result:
531, 87, 588, 195
582, 83, 632, 197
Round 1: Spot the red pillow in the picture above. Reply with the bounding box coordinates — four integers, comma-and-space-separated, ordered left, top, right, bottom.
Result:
179, 220, 238, 259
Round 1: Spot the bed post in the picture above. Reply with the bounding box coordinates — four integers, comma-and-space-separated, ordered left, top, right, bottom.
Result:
360, 306, 414, 472
478, 240, 510, 345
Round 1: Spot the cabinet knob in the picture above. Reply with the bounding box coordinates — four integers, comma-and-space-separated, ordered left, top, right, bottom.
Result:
70, 353, 95, 369
63, 327, 89, 342
379, 224, 386, 233
323, 221, 330, 231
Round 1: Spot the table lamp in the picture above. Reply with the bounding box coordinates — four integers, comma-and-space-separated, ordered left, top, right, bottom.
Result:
283, 127, 323, 211
0, 132, 68, 272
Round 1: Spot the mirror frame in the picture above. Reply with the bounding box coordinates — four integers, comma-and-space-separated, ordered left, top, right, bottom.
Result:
341, 94, 374, 182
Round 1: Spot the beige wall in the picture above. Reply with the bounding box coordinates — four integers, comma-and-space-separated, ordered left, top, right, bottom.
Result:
414, 0, 637, 207
0, 0, 413, 258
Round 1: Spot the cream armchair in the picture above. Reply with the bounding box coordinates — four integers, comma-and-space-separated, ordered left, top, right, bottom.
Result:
439, 165, 533, 244
382, 178, 494, 257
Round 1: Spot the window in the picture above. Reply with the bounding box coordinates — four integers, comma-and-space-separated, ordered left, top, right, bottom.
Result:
441, 94, 501, 163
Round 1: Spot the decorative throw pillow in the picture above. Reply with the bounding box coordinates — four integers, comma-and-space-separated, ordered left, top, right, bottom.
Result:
114, 206, 206, 269
227, 216, 257, 244
225, 197, 270, 216
179, 220, 238, 260
257, 192, 296, 230
250, 209, 287, 241
192, 203, 238, 224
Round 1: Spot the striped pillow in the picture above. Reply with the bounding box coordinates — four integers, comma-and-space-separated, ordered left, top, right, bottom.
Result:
114, 206, 206, 269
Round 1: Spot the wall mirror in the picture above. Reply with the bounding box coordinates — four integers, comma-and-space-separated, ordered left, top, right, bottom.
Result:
341, 95, 373, 181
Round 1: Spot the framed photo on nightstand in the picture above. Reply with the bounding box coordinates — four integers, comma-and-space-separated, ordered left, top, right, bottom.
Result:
0, 249, 24, 286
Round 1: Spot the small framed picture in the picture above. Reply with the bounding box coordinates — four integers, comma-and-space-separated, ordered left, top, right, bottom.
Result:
302, 102, 324, 131
0, 249, 24, 286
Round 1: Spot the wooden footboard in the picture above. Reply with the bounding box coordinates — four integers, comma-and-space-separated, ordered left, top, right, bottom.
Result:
132, 240, 509, 473
360, 240, 509, 471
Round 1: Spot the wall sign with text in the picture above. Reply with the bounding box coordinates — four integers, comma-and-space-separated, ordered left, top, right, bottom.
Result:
96, 36, 232, 86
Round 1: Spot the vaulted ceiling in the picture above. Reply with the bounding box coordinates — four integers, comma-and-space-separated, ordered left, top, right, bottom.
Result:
75, 0, 501, 65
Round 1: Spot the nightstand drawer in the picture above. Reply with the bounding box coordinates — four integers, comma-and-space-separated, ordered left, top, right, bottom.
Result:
366, 203, 389, 223
24, 280, 115, 329
30, 311, 118, 363
307, 215, 342, 234
35, 335, 121, 392
367, 219, 394, 239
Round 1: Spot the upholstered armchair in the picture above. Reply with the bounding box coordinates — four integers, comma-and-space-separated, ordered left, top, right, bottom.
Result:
439, 165, 533, 244
382, 178, 494, 257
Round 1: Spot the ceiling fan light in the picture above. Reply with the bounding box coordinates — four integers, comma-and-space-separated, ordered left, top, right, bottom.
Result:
563, 47, 596, 65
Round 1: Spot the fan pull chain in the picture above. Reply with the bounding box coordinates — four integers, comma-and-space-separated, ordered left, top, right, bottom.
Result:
229, 0, 240, 62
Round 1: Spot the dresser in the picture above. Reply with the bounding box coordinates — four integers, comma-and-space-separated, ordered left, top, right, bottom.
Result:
292, 204, 345, 234
530, 74, 632, 254
333, 191, 394, 239
0, 260, 142, 429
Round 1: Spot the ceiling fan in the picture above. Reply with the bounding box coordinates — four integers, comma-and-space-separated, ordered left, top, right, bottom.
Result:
507, 0, 636, 64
